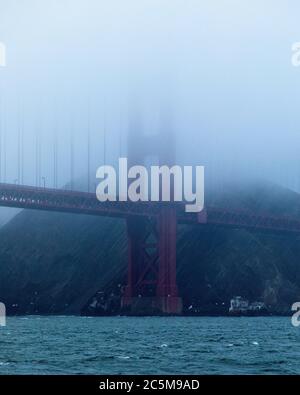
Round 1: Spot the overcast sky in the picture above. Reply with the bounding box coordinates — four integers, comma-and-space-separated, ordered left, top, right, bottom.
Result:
0, 0, 300, 195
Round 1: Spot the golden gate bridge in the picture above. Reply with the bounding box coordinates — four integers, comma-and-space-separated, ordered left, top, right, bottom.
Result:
0, 118, 300, 315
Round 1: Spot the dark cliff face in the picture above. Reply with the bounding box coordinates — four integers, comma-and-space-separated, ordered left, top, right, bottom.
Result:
0, 211, 127, 314
0, 181, 300, 315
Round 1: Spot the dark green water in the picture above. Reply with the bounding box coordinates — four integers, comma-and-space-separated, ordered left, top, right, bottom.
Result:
0, 316, 299, 374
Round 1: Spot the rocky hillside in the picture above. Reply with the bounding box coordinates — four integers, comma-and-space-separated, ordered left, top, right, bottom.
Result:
0, 180, 300, 315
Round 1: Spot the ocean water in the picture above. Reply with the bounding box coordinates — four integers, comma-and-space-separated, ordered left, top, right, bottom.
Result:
0, 316, 299, 374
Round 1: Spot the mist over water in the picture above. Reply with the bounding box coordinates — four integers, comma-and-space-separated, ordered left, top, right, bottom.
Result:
0, 0, 300, 194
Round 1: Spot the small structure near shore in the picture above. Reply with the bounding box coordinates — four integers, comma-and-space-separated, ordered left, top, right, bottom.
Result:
229, 296, 266, 315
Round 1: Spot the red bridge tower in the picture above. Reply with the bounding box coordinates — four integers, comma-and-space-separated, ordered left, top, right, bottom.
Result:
121, 113, 183, 315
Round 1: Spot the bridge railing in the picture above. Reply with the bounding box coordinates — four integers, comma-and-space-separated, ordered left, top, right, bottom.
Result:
1, 183, 300, 234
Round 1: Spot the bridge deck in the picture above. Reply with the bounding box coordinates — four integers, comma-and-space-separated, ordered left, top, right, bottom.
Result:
1, 183, 300, 234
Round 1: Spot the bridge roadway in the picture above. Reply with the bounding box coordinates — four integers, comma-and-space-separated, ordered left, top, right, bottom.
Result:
0, 182, 300, 234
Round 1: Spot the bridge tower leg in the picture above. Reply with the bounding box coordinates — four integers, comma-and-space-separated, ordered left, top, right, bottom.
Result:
156, 206, 182, 313
121, 107, 182, 315
122, 207, 182, 315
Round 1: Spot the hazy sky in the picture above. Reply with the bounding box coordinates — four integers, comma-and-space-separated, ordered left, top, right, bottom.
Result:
0, 0, 300, 193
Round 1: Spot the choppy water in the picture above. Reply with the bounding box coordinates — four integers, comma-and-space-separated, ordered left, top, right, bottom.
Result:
0, 316, 299, 374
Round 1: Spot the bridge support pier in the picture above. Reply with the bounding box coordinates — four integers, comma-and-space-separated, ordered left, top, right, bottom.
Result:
121, 207, 182, 315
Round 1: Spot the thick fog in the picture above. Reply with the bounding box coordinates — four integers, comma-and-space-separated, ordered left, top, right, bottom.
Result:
0, 0, 300, 199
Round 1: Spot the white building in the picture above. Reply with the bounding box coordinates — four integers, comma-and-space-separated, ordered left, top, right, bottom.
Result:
229, 296, 249, 313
